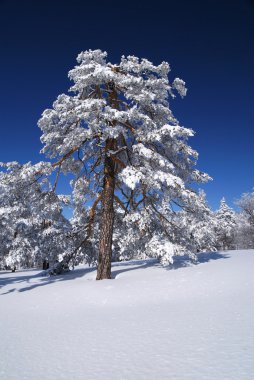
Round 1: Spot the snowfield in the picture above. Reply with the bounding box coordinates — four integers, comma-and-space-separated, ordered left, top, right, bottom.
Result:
0, 250, 254, 380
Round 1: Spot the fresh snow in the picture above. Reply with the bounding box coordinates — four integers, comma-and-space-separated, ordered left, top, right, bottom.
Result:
0, 250, 254, 380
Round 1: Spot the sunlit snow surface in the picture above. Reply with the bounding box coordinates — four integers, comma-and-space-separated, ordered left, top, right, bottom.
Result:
0, 250, 254, 380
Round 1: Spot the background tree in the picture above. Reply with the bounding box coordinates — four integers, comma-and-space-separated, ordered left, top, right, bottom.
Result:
0, 161, 70, 270
234, 191, 254, 249
172, 190, 217, 255
215, 197, 236, 250
236, 191, 254, 226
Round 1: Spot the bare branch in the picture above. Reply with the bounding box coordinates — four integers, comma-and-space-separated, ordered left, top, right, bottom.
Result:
114, 195, 129, 214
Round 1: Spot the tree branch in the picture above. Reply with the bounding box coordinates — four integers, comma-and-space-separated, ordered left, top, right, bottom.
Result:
114, 195, 128, 214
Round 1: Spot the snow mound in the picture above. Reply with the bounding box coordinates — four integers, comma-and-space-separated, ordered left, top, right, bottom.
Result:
0, 250, 254, 380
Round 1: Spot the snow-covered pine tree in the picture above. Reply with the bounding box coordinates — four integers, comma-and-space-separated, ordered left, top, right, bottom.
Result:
0, 161, 70, 270
215, 198, 236, 250
38, 49, 210, 279
174, 190, 217, 254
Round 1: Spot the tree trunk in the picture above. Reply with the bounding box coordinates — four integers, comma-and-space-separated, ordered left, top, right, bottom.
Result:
96, 138, 116, 280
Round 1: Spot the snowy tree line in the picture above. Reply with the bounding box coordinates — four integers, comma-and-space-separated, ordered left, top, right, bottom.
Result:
1, 50, 253, 277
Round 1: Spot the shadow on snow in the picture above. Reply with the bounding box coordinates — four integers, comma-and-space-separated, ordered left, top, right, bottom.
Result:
0, 266, 96, 295
166, 251, 229, 270
0, 251, 229, 295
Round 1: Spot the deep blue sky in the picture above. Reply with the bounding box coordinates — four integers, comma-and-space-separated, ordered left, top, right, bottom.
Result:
0, 0, 253, 209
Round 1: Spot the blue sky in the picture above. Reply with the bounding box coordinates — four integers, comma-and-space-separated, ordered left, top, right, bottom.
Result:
0, 0, 253, 210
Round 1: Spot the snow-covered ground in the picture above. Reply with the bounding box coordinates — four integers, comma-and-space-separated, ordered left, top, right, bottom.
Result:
0, 250, 254, 380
